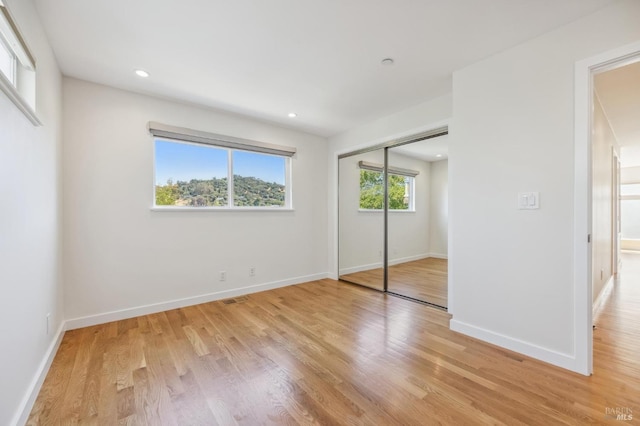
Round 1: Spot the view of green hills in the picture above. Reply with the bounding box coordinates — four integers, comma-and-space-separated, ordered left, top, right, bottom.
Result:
155, 176, 285, 207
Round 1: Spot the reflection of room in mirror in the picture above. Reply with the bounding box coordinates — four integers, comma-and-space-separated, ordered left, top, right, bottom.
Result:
388, 138, 448, 307
339, 149, 385, 291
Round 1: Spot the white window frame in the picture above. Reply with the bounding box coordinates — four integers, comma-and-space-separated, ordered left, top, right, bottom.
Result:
0, 34, 15, 84
620, 183, 640, 240
150, 123, 295, 211
401, 174, 416, 211
0, 1, 40, 125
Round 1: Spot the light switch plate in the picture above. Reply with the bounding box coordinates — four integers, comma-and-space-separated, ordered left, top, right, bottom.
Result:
518, 192, 539, 209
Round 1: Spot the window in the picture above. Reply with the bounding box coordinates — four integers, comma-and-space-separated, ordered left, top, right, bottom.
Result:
151, 122, 294, 209
621, 183, 640, 239
155, 140, 229, 207
358, 161, 417, 211
233, 150, 286, 207
0, 1, 39, 125
0, 36, 15, 84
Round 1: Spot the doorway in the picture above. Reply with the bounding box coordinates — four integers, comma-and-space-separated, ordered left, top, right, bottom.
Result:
592, 59, 640, 311
337, 128, 449, 309
575, 41, 640, 375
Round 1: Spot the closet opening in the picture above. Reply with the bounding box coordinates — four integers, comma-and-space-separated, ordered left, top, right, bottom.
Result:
338, 127, 449, 309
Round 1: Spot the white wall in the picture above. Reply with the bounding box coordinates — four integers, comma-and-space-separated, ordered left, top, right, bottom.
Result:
429, 160, 448, 257
388, 152, 431, 263
591, 96, 616, 303
62, 78, 328, 324
450, 0, 640, 372
0, 0, 63, 424
328, 94, 452, 277
338, 150, 385, 274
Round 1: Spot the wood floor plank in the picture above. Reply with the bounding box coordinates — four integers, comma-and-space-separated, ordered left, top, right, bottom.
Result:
78, 328, 107, 420
96, 334, 119, 425
138, 333, 179, 425
59, 327, 99, 424
28, 253, 640, 424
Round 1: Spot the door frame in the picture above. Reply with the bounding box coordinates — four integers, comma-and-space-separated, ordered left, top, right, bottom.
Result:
574, 40, 640, 375
612, 151, 620, 276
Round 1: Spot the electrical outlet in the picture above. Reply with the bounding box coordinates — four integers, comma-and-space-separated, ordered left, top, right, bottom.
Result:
219, 271, 226, 281
46, 313, 50, 335
250, 267, 256, 277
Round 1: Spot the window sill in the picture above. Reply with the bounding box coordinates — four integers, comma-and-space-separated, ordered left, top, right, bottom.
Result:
151, 206, 294, 212
0, 73, 41, 126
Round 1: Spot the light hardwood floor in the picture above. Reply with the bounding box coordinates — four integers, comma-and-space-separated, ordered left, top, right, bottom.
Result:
389, 258, 447, 307
338, 268, 384, 290
340, 257, 448, 307
28, 254, 639, 425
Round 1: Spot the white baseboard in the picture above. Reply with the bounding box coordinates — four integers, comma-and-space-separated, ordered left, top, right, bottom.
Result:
65, 272, 329, 330
12, 322, 65, 426
450, 319, 580, 373
593, 275, 614, 320
428, 252, 448, 259
339, 253, 433, 275
339, 262, 382, 276
389, 253, 431, 266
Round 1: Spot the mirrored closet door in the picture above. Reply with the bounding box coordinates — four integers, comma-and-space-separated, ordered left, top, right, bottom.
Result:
387, 139, 448, 308
338, 149, 385, 291
338, 132, 449, 309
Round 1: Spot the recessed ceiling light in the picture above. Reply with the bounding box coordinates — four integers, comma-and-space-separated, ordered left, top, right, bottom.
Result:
288, 112, 297, 118
436, 154, 443, 158
135, 69, 150, 78
381, 58, 394, 66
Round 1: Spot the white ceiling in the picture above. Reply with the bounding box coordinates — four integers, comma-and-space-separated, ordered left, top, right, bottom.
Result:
34, 0, 614, 137
595, 60, 640, 168
392, 135, 448, 162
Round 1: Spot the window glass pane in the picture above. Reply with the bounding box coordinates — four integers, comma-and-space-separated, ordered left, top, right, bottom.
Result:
389, 175, 411, 210
621, 183, 640, 196
359, 170, 412, 210
359, 170, 384, 209
621, 199, 640, 239
0, 39, 14, 84
155, 139, 228, 206
233, 150, 286, 207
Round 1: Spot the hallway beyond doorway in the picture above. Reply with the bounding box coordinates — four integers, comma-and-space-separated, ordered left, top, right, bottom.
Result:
593, 251, 640, 387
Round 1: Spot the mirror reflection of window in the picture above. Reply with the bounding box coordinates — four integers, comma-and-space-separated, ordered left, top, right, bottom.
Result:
359, 170, 414, 211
